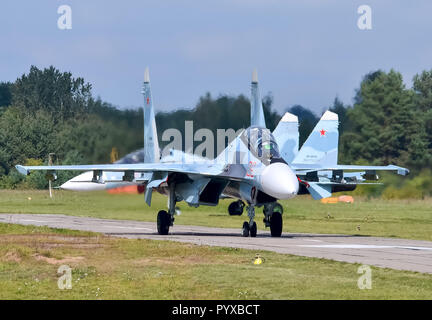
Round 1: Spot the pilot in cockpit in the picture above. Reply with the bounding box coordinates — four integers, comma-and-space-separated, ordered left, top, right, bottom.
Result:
242, 127, 281, 165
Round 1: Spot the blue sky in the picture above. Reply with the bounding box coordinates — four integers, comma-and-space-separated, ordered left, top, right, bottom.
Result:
1, 1, 431, 114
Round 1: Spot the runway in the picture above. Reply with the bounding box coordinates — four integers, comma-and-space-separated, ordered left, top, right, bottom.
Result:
1, 213, 431, 274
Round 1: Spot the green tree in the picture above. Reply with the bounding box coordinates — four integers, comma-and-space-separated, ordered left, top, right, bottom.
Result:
340, 70, 430, 170
0, 107, 56, 174
12, 66, 92, 121
0, 82, 12, 107
413, 70, 432, 151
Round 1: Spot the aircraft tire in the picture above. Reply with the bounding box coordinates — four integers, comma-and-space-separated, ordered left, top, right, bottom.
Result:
270, 212, 283, 237
242, 221, 250, 237
228, 200, 244, 216
250, 222, 257, 237
157, 210, 170, 235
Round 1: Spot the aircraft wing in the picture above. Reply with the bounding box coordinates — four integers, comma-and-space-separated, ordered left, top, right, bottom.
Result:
292, 164, 409, 176
15, 162, 250, 181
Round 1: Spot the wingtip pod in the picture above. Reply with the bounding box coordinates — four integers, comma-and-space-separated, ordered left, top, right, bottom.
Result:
252, 69, 258, 83
399, 168, 409, 176
16, 165, 29, 176
144, 67, 150, 83
394, 165, 410, 176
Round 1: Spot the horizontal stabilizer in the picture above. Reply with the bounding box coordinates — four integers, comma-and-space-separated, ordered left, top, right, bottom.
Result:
307, 182, 332, 200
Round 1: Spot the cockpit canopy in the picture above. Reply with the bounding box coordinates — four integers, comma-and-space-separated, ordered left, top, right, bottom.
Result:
241, 127, 280, 163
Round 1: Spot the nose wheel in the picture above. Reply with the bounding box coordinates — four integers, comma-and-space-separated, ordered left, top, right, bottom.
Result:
263, 202, 283, 237
269, 211, 282, 237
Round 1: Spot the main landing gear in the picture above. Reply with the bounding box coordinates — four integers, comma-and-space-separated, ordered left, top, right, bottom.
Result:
157, 184, 176, 235
228, 200, 245, 216
157, 210, 171, 235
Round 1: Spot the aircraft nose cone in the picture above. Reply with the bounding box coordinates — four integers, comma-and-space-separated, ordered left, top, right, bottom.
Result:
260, 162, 299, 199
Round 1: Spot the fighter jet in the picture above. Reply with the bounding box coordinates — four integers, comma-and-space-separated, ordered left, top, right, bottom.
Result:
16, 70, 409, 237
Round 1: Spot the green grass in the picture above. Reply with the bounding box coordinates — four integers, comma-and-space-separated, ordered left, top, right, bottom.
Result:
0, 190, 431, 241
0, 223, 431, 299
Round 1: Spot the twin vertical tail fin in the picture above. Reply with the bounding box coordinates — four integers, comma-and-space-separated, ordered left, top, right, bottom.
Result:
272, 112, 299, 163
292, 110, 339, 166
250, 69, 266, 128
142, 67, 160, 163
142, 67, 161, 206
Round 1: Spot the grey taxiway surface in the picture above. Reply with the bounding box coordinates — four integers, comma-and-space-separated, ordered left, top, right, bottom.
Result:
0, 213, 431, 274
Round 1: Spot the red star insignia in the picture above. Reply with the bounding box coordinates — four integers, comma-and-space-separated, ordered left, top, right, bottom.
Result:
320, 129, 326, 136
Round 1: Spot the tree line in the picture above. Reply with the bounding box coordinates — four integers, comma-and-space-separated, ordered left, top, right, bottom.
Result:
0, 65, 431, 196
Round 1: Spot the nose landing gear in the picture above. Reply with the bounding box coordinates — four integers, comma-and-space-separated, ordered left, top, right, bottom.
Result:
242, 205, 257, 237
